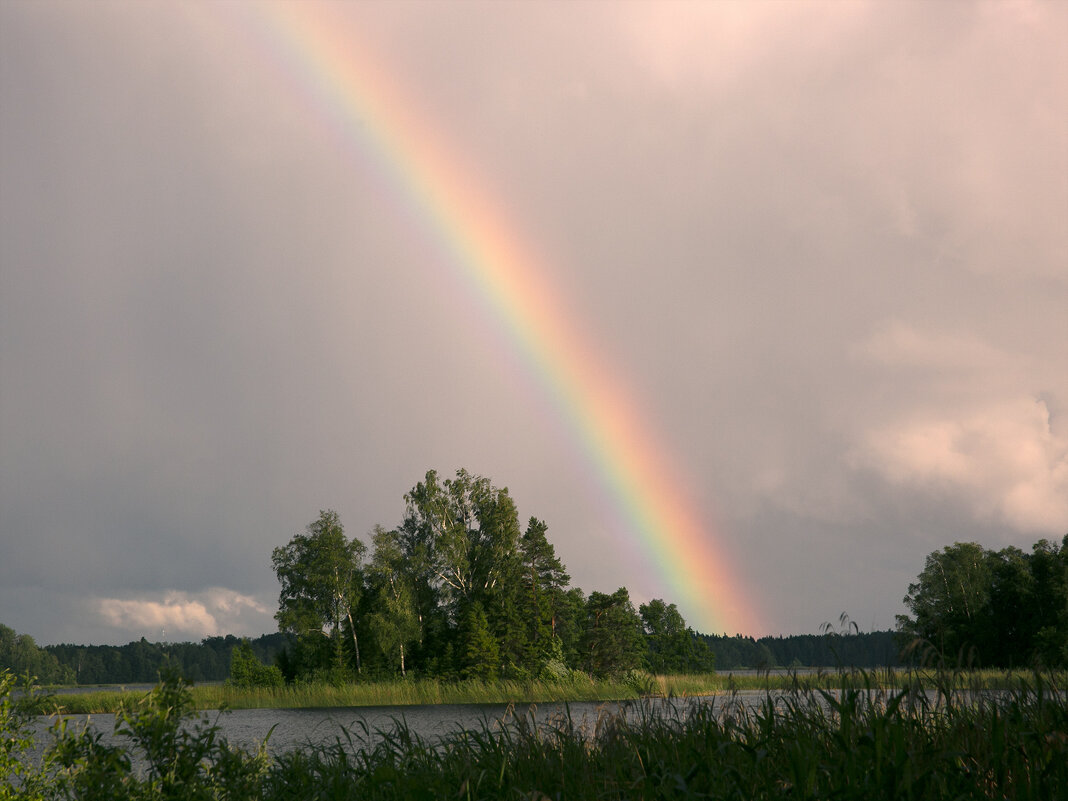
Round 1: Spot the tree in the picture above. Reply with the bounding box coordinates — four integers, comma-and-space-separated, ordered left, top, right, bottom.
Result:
897, 542, 992, 664
639, 599, 715, 674
1029, 536, 1068, 667
272, 510, 367, 675
580, 588, 645, 677
398, 469, 526, 674
518, 517, 570, 666
366, 525, 420, 677
553, 587, 587, 669
639, 599, 686, 673
229, 639, 283, 688
897, 536, 1068, 668
0, 624, 73, 684
459, 603, 500, 681
986, 546, 1036, 666
401, 469, 521, 614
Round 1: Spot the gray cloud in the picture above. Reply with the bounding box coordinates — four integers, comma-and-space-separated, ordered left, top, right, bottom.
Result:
2, 0, 1065, 644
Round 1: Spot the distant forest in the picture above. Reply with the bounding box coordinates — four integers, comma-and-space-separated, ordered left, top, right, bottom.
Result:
701, 630, 900, 671
1, 625, 899, 686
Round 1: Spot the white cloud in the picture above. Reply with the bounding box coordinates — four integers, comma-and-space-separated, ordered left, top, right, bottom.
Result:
96, 588, 271, 640
858, 397, 1068, 534
856, 321, 1017, 373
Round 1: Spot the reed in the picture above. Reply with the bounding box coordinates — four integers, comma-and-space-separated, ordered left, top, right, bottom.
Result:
36, 689, 141, 715
40, 667, 1068, 714
7, 667, 1066, 799
41, 675, 638, 714
268, 669, 1068, 800
195, 674, 642, 710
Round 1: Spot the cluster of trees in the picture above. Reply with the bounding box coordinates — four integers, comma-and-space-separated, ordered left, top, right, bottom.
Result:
3, 622, 905, 685
228, 640, 284, 688
271, 469, 715, 681
896, 536, 1068, 668
15, 469, 1061, 686
0, 624, 73, 684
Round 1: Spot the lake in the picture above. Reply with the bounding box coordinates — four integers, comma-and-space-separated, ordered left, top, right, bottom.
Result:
27, 693, 778, 766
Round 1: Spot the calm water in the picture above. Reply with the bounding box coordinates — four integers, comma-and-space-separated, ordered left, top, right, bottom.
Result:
27, 693, 775, 766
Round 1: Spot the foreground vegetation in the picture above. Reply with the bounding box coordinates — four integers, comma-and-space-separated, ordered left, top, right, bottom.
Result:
5, 667, 1066, 800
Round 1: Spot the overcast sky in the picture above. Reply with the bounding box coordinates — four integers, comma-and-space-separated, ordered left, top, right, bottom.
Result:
2, 0, 1065, 646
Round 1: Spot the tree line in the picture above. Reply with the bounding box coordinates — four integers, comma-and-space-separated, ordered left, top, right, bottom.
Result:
5, 469, 1063, 684
38, 634, 291, 685
895, 535, 1068, 668
702, 628, 901, 670
0, 625, 72, 685
270, 469, 715, 682
0, 626, 904, 685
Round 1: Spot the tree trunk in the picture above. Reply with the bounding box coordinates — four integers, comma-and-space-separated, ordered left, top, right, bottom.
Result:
400, 642, 406, 677
347, 610, 362, 674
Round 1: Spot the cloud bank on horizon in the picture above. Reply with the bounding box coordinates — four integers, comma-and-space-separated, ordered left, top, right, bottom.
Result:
1, 0, 1065, 645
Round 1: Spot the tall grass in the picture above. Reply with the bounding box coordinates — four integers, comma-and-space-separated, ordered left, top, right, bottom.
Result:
262, 669, 1068, 800
42, 668, 1068, 714
7, 667, 1067, 799
44, 674, 640, 714
193, 674, 640, 710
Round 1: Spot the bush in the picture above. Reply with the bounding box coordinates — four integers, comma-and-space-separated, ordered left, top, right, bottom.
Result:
50, 668, 269, 800
229, 640, 284, 689
1, 671, 58, 800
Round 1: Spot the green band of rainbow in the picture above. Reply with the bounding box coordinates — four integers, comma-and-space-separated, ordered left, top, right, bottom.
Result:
235, 3, 760, 636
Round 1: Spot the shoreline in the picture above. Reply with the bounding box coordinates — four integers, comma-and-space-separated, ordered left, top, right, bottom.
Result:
30, 667, 1065, 715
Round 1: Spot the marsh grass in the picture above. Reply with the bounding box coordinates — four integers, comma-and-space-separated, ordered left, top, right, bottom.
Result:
41, 667, 1068, 714
192, 674, 638, 710
262, 668, 1068, 800
7, 667, 1067, 799
45, 674, 639, 714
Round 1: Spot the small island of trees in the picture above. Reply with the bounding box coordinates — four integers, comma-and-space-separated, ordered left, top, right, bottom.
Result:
2, 468, 1065, 688
266, 468, 715, 685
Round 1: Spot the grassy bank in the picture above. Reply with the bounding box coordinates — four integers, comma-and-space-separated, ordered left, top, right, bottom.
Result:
42, 674, 639, 714
7, 668, 1066, 800
34, 667, 1068, 714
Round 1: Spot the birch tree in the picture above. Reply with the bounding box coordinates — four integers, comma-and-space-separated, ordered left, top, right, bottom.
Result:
272, 510, 366, 673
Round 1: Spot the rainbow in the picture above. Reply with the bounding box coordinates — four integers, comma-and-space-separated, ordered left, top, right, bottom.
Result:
230, 3, 760, 636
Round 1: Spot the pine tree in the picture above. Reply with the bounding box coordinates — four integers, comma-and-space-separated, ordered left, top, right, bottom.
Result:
517, 517, 571, 668
461, 603, 500, 681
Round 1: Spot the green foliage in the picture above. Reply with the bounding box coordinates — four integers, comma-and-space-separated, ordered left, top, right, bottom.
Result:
640, 599, 716, 674
229, 640, 284, 689
5, 670, 269, 800
396, 468, 528, 675
38, 634, 292, 686
272, 509, 367, 675
264, 668, 1067, 801
581, 588, 645, 677
898, 541, 992, 661
897, 535, 1068, 668
0, 625, 74, 685
269, 468, 736, 684
517, 516, 571, 668
251, 467, 1009, 686
459, 603, 499, 681
7, 667, 1068, 800
1, 670, 57, 800
703, 628, 901, 669
366, 525, 421, 678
